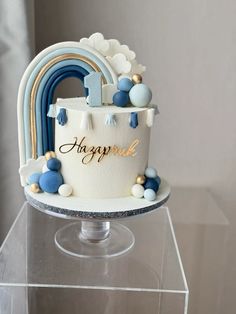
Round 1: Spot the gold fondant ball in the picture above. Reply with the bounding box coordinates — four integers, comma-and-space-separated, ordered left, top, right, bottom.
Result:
132, 74, 142, 84
136, 175, 146, 185
30, 183, 40, 193
45, 151, 56, 160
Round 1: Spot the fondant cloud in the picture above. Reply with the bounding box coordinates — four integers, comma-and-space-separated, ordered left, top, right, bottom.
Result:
128, 60, 146, 76
107, 39, 136, 61
106, 53, 131, 75
80, 33, 146, 76
80, 33, 110, 56
19, 156, 46, 186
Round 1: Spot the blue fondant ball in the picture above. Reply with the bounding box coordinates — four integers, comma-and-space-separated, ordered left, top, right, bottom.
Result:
144, 189, 157, 201
118, 78, 134, 92
47, 158, 61, 171
28, 172, 41, 185
144, 178, 159, 193
39, 171, 63, 193
145, 167, 158, 178
129, 83, 152, 107
113, 91, 130, 107
155, 175, 161, 185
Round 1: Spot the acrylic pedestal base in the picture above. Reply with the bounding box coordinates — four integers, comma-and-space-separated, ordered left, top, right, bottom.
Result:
54, 221, 135, 258
0, 203, 188, 314
25, 178, 170, 258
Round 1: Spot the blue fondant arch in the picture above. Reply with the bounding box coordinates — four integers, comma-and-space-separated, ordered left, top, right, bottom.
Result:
35, 60, 92, 156
40, 65, 89, 153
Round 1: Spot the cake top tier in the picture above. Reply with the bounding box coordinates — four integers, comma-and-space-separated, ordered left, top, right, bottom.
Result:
56, 97, 148, 113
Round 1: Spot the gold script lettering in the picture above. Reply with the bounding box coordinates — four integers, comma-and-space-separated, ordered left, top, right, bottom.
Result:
111, 139, 139, 157
59, 137, 139, 164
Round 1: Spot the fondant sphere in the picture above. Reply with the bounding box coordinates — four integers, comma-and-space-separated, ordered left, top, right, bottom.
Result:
118, 78, 134, 92
28, 172, 41, 185
155, 175, 161, 186
144, 178, 159, 193
145, 167, 157, 178
39, 171, 63, 193
144, 189, 156, 201
30, 183, 40, 193
47, 158, 61, 171
58, 184, 73, 197
45, 151, 56, 160
132, 73, 142, 84
131, 184, 144, 198
136, 175, 146, 185
42, 164, 50, 173
129, 83, 152, 107
113, 91, 129, 107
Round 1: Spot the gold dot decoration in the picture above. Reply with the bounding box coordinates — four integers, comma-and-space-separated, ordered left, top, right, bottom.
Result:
30, 183, 40, 193
45, 151, 56, 160
136, 175, 146, 185
132, 74, 142, 84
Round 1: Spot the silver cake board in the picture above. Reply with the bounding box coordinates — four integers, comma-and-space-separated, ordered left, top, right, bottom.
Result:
25, 178, 170, 220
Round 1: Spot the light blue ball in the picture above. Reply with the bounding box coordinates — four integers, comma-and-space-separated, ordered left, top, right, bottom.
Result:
129, 83, 152, 107
118, 78, 134, 92
144, 189, 157, 201
145, 167, 157, 178
113, 91, 130, 107
28, 172, 41, 185
47, 158, 61, 171
39, 171, 63, 193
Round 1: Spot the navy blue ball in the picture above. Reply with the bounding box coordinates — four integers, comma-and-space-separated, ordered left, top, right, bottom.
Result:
39, 171, 63, 193
113, 91, 130, 107
144, 178, 159, 193
47, 158, 61, 171
155, 176, 161, 186
118, 78, 134, 92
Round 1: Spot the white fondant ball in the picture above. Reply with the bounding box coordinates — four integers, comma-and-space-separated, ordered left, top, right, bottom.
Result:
58, 184, 73, 197
42, 164, 50, 173
145, 167, 157, 178
144, 189, 157, 201
129, 83, 152, 107
131, 184, 144, 198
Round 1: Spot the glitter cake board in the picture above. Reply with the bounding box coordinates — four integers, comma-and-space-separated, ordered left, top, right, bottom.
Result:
25, 178, 170, 219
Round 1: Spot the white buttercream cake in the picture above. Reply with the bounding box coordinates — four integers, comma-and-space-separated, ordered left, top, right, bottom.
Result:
55, 97, 151, 198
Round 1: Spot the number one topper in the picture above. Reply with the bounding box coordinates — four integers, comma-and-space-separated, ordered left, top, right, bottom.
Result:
84, 72, 102, 107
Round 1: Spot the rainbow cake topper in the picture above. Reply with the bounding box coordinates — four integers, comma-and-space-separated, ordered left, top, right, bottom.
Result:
18, 38, 115, 164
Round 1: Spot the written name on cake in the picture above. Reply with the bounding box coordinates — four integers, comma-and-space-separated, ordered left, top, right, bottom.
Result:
59, 136, 140, 164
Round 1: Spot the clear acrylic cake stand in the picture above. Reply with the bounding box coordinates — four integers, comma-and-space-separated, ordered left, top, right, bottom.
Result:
0, 202, 188, 314
24, 179, 170, 258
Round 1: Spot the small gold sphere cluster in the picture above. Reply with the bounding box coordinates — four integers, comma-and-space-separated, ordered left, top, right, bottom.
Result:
136, 175, 146, 185
132, 74, 142, 84
45, 151, 56, 160
30, 151, 56, 193
30, 183, 40, 193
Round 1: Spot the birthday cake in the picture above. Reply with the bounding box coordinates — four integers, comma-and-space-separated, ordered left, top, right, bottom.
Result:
18, 33, 160, 202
